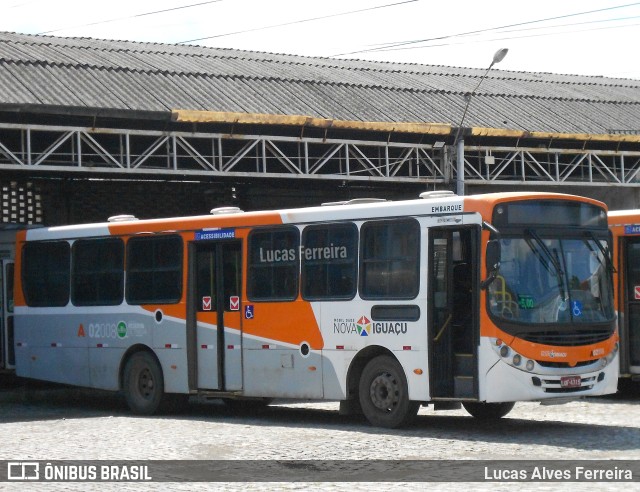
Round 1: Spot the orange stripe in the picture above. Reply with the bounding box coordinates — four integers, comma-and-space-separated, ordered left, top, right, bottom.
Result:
107, 211, 283, 236
242, 299, 323, 349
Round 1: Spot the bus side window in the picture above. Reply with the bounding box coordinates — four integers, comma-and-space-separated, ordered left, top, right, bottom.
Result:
126, 235, 183, 305
626, 243, 640, 299
359, 219, 420, 300
247, 227, 299, 302
301, 223, 357, 301
22, 241, 70, 307
72, 238, 124, 306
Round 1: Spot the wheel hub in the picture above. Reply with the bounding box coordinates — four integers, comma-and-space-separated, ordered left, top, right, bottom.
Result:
369, 372, 399, 411
138, 368, 154, 399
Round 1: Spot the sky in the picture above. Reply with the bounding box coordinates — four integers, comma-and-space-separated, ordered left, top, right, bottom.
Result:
2, 0, 640, 80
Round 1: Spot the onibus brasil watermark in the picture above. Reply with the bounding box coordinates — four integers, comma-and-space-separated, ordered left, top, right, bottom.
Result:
2, 460, 638, 482
7, 462, 150, 482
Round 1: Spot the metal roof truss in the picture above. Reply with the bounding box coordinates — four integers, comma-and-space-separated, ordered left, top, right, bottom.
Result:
0, 123, 638, 186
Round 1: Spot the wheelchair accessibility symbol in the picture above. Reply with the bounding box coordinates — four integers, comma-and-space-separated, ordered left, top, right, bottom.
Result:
571, 300, 583, 317
245, 305, 254, 319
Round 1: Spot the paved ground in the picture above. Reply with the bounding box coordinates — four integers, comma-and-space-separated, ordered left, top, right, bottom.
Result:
0, 376, 639, 490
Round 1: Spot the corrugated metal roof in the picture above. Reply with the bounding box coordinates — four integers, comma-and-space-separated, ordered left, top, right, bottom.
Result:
0, 31, 639, 136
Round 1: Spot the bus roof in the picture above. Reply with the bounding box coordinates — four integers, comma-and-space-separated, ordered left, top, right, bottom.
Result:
608, 209, 640, 232
608, 209, 640, 221
22, 191, 607, 241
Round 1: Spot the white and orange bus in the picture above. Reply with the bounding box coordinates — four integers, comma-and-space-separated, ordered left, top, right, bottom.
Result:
11, 191, 618, 427
607, 210, 640, 382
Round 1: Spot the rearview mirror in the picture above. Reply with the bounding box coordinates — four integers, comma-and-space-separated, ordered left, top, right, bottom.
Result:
486, 240, 501, 271
481, 239, 501, 289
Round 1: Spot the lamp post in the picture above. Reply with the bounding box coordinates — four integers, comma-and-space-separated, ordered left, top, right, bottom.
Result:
455, 48, 508, 196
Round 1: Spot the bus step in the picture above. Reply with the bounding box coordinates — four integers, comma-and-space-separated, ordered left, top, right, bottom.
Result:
454, 375, 475, 398
453, 353, 474, 376
433, 401, 462, 411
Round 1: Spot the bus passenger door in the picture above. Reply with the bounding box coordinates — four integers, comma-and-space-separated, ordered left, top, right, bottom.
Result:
623, 238, 640, 373
0, 260, 14, 371
191, 241, 243, 391
428, 228, 478, 399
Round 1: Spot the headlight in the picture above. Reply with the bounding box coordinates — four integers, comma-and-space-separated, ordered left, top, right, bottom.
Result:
604, 342, 619, 364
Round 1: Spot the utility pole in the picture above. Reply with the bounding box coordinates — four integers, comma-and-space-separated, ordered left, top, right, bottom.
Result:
454, 48, 508, 196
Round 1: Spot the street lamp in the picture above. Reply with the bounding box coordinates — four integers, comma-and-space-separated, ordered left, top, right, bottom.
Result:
455, 48, 508, 195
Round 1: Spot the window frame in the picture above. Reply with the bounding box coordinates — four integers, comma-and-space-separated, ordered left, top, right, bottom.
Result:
301, 222, 358, 301
71, 237, 125, 306
247, 226, 300, 302
359, 218, 421, 300
22, 240, 71, 307
125, 234, 183, 305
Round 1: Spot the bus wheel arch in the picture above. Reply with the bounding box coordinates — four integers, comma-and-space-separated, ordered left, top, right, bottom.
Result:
118, 344, 155, 390
352, 350, 419, 428
344, 345, 393, 413
120, 346, 165, 415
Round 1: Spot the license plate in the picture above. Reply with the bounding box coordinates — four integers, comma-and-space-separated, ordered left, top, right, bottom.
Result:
561, 375, 581, 388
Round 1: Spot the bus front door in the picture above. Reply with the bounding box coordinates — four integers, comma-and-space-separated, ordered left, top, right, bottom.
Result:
428, 228, 478, 399
192, 241, 243, 391
0, 260, 14, 371
623, 238, 640, 374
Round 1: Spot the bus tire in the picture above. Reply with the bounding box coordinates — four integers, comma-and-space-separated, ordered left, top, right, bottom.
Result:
358, 355, 419, 428
123, 351, 165, 415
462, 401, 515, 419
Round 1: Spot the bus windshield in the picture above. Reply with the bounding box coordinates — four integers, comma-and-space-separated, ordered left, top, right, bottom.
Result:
488, 233, 614, 325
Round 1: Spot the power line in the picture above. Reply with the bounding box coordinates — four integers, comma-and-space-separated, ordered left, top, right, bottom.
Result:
376, 20, 640, 55
373, 15, 640, 54
490, 13, 640, 36
177, 0, 419, 44
36, 0, 225, 35
331, 1, 640, 57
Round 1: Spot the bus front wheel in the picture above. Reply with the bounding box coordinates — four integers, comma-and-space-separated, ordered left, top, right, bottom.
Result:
462, 401, 515, 419
358, 355, 419, 428
123, 351, 165, 415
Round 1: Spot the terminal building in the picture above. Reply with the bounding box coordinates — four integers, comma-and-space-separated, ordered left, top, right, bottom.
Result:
0, 31, 638, 225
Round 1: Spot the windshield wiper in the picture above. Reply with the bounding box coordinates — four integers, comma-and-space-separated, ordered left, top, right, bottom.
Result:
524, 236, 553, 275
584, 232, 616, 274
525, 229, 567, 302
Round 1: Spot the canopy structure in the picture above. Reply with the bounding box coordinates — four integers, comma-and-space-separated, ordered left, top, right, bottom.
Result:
0, 31, 638, 223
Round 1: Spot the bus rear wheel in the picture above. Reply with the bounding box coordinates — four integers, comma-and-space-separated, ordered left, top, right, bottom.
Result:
358, 355, 419, 428
123, 351, 165, 415
462, 401, 515, 419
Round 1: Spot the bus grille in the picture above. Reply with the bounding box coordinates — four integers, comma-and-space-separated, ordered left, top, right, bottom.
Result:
536, 359, 597, 369
520, 329, 612, 347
